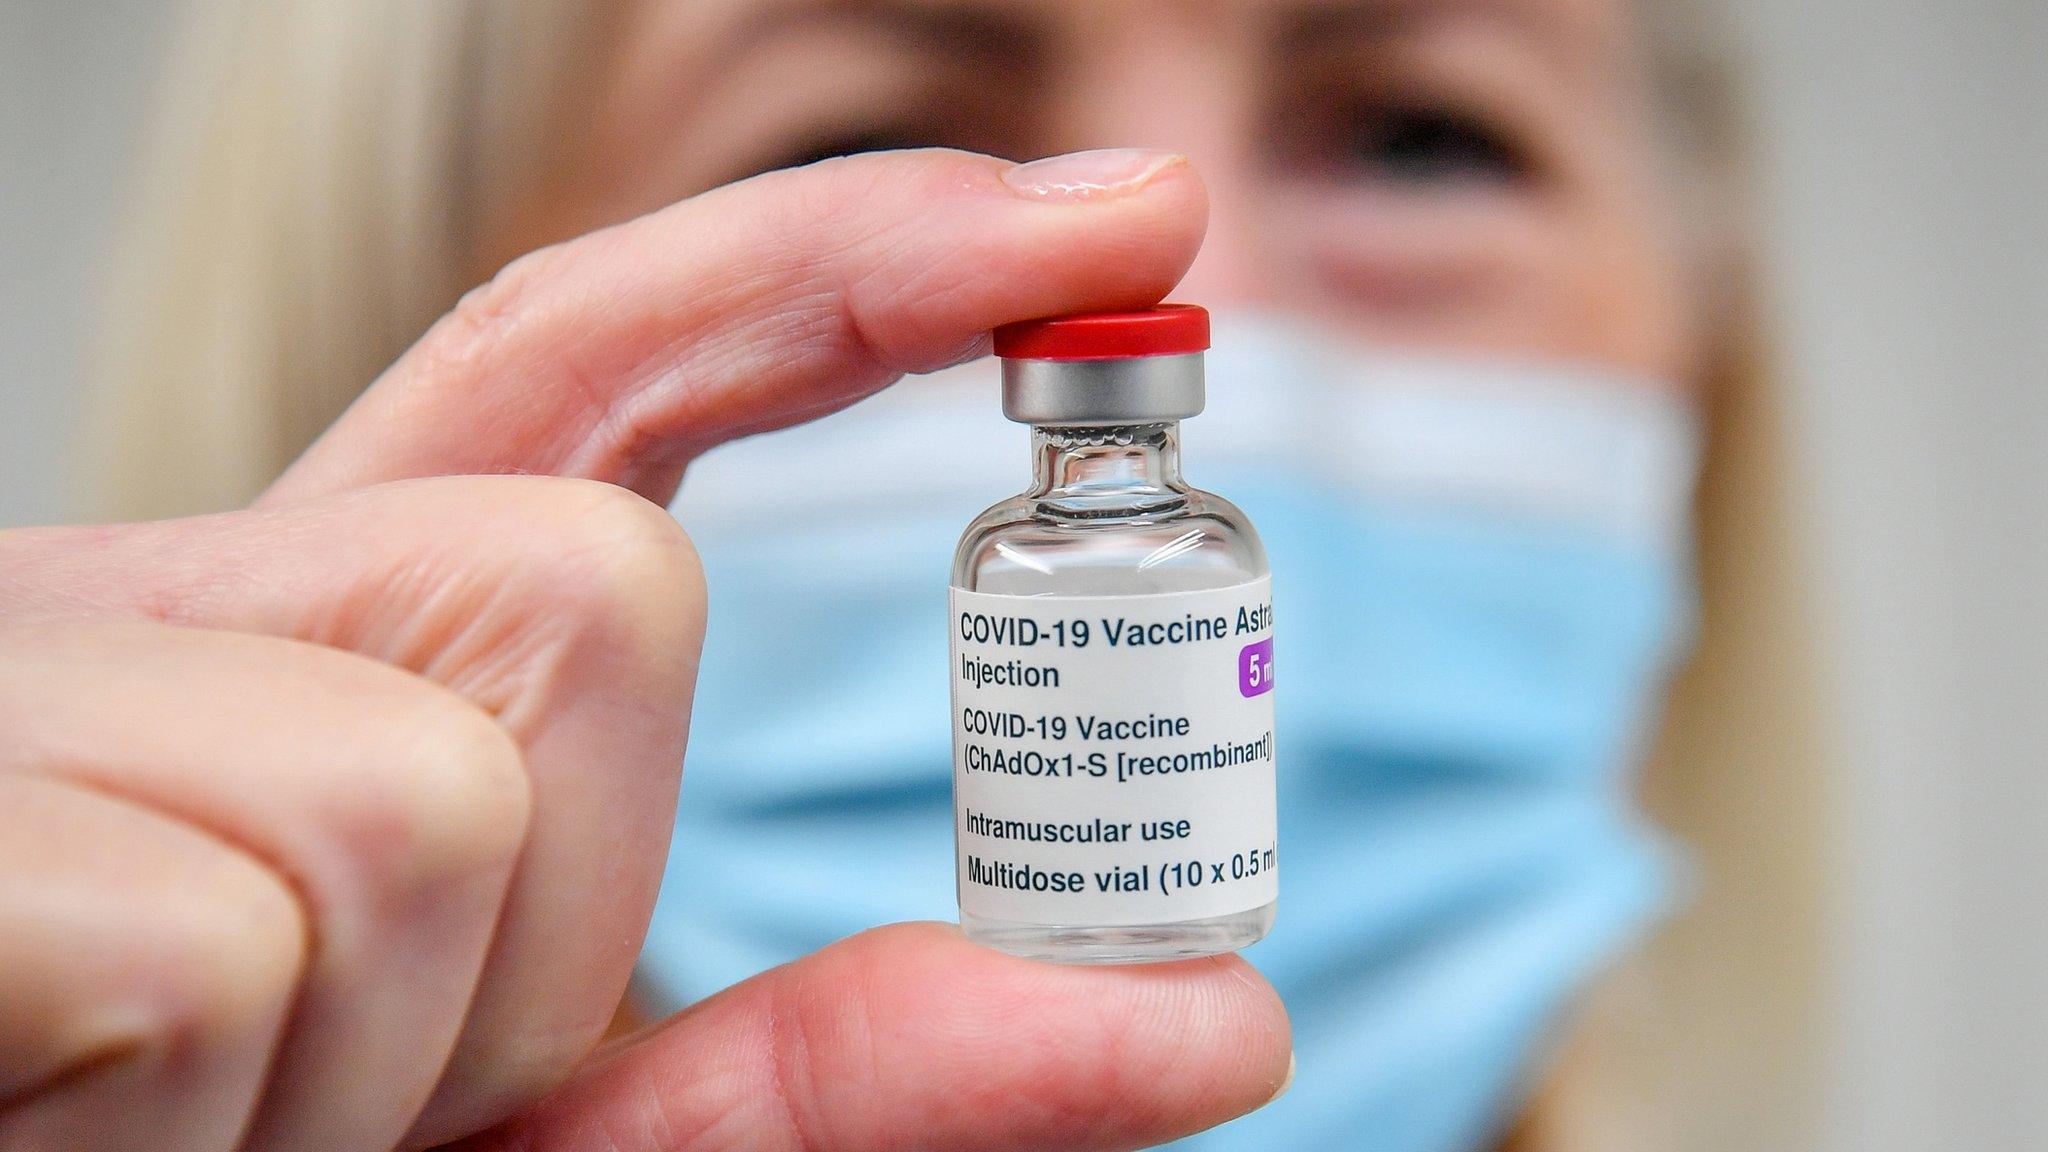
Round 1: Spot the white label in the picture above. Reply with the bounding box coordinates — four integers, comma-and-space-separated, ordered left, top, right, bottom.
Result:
949, 576, 1277, 925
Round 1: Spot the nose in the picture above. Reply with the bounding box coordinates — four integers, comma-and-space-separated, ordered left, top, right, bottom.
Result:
1043, 13, 1268, 308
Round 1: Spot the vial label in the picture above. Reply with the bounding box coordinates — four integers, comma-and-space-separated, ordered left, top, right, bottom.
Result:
949, 577, 1277, 925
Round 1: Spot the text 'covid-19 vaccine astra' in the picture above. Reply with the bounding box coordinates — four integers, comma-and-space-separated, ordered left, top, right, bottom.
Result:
950, 304, 1277, 964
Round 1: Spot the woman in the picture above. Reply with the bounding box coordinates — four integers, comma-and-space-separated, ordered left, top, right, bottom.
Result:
9, 0, 1818, 1149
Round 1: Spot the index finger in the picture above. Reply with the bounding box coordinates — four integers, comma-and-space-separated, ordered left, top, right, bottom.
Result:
265, 148, 1206, 506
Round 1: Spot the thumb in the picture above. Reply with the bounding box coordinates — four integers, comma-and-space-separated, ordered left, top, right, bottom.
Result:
437, 922, 1292, 1152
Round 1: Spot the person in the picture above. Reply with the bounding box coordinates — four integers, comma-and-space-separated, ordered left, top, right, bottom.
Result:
6, 1, 1821, 1149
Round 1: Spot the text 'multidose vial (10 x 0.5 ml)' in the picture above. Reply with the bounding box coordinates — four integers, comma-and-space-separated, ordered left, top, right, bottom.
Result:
950, 304, 1277, 964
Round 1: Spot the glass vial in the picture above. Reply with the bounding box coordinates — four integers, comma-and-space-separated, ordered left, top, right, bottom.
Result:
950, 305, 1277, 964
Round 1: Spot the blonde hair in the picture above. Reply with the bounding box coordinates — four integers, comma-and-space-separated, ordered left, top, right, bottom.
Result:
88, 0, 600, 518
89, 3, 1826, 1149
1513, 7, 1828, 1148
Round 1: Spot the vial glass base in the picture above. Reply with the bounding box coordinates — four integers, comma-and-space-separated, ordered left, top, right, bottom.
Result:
961, 901, 1276, 965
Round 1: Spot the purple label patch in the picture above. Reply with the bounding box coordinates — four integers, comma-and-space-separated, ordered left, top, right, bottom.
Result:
1238, 638, 1274, 697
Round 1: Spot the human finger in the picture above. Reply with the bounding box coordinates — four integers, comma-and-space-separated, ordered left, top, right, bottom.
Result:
0, 619, 529, 1151
266, 148, 1206, 505
0, 476, 705, 1142
441, 922, 1292, 1152
0, 772, 305, 1151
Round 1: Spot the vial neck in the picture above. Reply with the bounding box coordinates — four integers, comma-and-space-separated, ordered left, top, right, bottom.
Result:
1029, 422, 1185, 511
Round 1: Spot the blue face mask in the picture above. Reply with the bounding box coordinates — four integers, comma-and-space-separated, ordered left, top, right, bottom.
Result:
646, 315, 1701, 1151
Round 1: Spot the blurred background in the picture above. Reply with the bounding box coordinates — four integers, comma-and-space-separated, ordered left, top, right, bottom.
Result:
1, 1, 2042, 1149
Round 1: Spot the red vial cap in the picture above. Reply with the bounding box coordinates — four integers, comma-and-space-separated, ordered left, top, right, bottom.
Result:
993, 303, 1210, 361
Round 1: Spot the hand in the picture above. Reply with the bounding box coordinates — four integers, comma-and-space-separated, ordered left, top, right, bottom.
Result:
0, 149, 1291, 1152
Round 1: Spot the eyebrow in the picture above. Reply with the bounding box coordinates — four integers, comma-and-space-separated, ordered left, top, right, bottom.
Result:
720, 0, 1050, 67
708, 0, 1585, 81
1272, 0, 1594, 65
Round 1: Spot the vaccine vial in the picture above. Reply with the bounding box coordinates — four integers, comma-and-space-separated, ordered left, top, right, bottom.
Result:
950, 305, 1277, 964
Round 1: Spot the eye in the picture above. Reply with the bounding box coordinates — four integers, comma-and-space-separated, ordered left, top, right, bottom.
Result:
1336, 104, 1528, 186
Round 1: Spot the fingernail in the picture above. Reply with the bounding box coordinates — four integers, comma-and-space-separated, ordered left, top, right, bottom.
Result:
1002, 148, 1186, 201
1270, 1052, 1297, 1103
